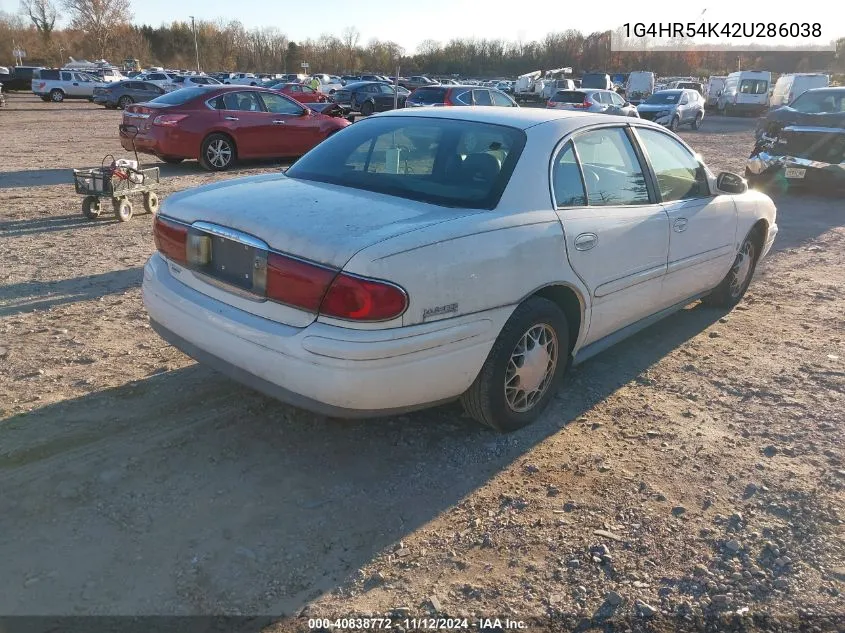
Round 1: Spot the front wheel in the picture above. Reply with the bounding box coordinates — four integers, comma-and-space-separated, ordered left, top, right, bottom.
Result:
461, 297, 569, 432
200, 133, 236, 171
692, 112, 704, 130
669, 115, 680, 131
143, 191, 159, 214
702, 231, 760, 309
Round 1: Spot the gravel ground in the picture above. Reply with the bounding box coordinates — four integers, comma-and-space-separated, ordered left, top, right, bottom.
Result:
0, 94, 843, 631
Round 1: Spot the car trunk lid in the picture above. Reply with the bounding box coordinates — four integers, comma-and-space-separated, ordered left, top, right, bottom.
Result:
155, 173, 480, 327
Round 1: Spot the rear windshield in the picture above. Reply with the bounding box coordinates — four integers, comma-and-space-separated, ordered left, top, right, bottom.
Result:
551, 90, 586, 103
407, 87, 447, 103
645, 92, 681, 104
581, 74, 609, 89
285, 117, 527, 209
149, 87, 211, 105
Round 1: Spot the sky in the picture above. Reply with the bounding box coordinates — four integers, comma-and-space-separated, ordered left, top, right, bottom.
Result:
2, 0, 841, 54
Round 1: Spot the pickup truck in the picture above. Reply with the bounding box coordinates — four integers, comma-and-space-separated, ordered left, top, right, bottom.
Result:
400, 75, 440, 91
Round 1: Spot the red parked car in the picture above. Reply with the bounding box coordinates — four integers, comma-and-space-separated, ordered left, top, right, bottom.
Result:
269, 82, 330, 103
119, 86, 350, 171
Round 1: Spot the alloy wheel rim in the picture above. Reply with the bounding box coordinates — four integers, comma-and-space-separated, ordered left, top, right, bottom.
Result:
729, 241, 755, 298
504, 323, 558, 413
207, 140, 232, 168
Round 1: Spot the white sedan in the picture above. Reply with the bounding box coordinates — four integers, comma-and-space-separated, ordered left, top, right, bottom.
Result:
143, 108, 778, 432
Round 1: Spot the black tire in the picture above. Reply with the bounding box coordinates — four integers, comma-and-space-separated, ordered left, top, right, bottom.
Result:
143, 191, 159, 214
160, 156, 184, 164
117, 95, 133, 109
113, 197, 133, 222
669, 115, 680, 131
360, 101, 374, 116
461, 297, 570, 433
702, 229, 761, 309
692, 112, 703, 130
82, 196, 101, 219
200, 133, 236, 171
50, 89, 64, 103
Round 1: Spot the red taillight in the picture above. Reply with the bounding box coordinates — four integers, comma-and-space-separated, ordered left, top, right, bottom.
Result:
320, 273, 408, 321
573, 97, 592, 109
547, 100, 554, 107
153, 215, 187, 264
153, 114, 188, 126
266, 253, 336, 312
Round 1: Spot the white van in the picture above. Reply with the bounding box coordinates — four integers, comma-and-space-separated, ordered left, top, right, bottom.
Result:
769, 73, 829, 108
625, 71, 655, 105
717, 71, 772, 115
705, 76, 726, 107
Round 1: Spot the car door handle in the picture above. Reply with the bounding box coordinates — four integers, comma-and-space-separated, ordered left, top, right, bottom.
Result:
272, 120, 286, 125
673, 218, 688, 232
574, 233, 598, 251
224, 116, 239, 121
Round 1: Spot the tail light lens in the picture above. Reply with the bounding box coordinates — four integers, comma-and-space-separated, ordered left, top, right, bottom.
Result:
153, 114, 188, 126
153, 216, 187, 264
320, 273, 408, 321
573, 98, 592, 109
266, 253, 336, 312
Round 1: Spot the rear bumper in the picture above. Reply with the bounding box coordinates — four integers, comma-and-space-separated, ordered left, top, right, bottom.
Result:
747, 151, 845, 191
143, 253, 507, 417
119, 126, 184, 158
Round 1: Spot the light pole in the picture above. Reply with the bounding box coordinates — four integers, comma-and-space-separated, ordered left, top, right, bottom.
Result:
189, 16, 200, 72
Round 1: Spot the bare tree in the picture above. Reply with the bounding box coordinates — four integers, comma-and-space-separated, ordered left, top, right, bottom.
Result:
20, 0, 56, 42
341, 26, 359, 72
62, 0, 132, 59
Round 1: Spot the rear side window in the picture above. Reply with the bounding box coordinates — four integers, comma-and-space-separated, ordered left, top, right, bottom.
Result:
571, 127, 650, 206
35, 69, 60, 80
453, 90, 472, 105
473, 89, 492, 106
552, 141, 587, 207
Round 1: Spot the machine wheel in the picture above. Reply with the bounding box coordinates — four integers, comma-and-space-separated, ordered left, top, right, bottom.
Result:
50, 89, 64, 102
117, 95, 133, 109
82, 196, 101, 219
360, 101, 374, 116
461, 297, 569, 433
143, 191, 159, 214
113, 197, 133, 222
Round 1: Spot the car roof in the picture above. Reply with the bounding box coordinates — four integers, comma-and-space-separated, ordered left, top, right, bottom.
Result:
374, 106, 599, 129
654, 89, 684, 94
803, 86, 845, 93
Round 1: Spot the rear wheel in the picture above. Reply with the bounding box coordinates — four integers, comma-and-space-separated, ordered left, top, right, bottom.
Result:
117, 95, 133, 109
113, 197, 133, 222
143, 191, 159, 214
461, 297, 569, 433
50, 89, 64, 102
82, 196, 101, 219
702, 230, 760, 309
360, 101, 374, 116
200, 133, 236, 171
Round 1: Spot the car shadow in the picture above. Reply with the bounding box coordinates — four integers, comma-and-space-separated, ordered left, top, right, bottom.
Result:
0, 300, 727, 617
0, 213, 119, 237
0, 267, 142, 317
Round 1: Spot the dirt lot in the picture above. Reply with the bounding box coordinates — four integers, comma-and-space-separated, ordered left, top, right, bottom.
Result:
1, 94, 843, 630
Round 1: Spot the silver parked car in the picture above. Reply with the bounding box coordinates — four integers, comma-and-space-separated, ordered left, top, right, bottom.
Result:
546, 89, 639, 117
636, 89, 705, 131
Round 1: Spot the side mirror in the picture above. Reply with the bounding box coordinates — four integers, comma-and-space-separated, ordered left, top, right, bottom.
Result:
716, 171, 748, 194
